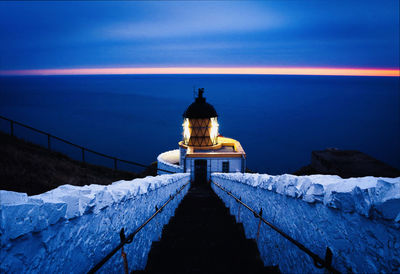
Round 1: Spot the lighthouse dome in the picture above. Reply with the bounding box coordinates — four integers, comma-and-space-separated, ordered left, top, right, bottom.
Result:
183, 88, 217, 118
182, 88, 219, 147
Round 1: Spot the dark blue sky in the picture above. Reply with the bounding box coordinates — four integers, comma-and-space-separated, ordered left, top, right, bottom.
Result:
0, 1, 398, 70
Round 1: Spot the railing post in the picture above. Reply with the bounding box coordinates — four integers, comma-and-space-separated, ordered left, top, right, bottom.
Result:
155, 205, 161, 240
10, 121, 14, 137
114, 158, 117, 170
237, 196, 241, 222
325, 247, 333, 270
82, 148, 85, 163
47, 134, 51, 150
119, 228, 129, 274
313, 247, 334, 271
256, 208, 263, 242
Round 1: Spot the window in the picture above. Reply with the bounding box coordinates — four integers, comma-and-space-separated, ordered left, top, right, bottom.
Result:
222, 161, 229, 173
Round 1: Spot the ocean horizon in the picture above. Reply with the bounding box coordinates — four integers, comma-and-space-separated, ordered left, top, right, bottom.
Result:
1, 74, 399, 174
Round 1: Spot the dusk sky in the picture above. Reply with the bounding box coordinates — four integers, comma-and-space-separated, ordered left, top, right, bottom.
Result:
0, 1, 399, 72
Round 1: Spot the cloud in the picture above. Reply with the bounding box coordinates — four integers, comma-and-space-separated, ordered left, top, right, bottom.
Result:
0, 1, 398, 69
98, 3, 283, 40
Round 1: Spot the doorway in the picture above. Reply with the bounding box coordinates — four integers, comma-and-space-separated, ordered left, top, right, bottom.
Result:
194, 159, 207, 184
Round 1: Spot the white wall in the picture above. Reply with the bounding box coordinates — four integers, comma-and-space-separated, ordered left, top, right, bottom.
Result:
185, 157, 244, 181
157, 149, 183, 175
0, 174, 190, 273
211, 173, 400, 273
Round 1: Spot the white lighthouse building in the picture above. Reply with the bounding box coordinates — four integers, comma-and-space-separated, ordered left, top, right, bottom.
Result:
157, 88, 246, 183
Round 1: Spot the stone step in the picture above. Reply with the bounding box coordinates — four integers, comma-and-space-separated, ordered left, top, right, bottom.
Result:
139, 183, 280, 274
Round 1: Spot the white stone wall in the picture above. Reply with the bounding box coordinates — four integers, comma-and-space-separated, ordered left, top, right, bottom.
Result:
157, 149, 183, 175
211, 173, 400, 273
0, 174, 190, 273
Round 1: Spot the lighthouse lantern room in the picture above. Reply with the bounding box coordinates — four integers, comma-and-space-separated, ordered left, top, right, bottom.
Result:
157, 88, 246, 183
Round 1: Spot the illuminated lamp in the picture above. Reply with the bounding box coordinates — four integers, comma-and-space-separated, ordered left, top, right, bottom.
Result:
182, 88, 219, 147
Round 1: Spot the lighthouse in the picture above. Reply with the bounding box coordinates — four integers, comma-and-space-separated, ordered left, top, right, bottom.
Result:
157, 88, 246, 183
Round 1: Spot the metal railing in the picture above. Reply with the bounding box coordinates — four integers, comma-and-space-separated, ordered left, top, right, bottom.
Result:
0, 115, 174, 174
88, 181, 190, 273
211, 180, 340, 274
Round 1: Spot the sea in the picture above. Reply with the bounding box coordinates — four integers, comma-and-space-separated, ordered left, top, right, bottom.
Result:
0, 75, 399, 175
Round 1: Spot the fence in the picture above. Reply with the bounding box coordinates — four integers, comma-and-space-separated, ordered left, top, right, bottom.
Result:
211, 180, 340, 274
88, 181, 190, 273
0, 115, 174, 174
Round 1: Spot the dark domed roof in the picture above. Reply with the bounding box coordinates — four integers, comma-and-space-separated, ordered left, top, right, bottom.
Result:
183, 88, 218, 119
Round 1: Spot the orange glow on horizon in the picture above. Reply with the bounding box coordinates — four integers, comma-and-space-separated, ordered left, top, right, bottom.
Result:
0, 67, 398, 77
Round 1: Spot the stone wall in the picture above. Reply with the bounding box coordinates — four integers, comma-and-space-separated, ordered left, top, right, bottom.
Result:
0, 173, 190, 273
211, 173, 400, 273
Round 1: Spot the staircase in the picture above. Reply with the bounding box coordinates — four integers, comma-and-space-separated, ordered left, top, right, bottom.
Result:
140, 182, 279, 273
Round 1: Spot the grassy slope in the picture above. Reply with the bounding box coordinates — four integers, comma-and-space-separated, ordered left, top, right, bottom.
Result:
0, 131, 156, 195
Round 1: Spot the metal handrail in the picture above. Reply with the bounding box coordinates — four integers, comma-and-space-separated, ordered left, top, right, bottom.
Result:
87, 181, 190, 273
0, 115, 175, 174
211, 180, 340, 274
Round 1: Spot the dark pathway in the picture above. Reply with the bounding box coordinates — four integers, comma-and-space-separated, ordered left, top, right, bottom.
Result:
141, 183, 279, 274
